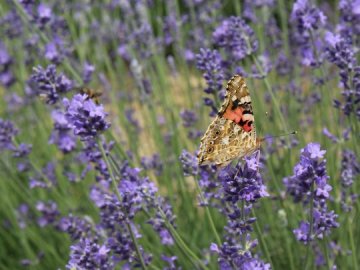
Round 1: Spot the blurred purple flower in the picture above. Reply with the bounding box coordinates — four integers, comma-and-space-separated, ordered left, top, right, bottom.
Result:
49, 110, 77, 153
219, 155, 268, 203
44, 37, 67, 64
16, 203, 32, 229
196, 48, 225, 115
58, 214, 95, 241
82, 62, 95, 84
0, 118, 18, 151
275, 52, 293, 76
37, 3, 52, 26
63, 94, 110, 141
339, 0, 360, 37
0, 10, 23, 39
213, 16, 258, 61
0, 43, 15, 88
180, 109, 198, 128
36, 201, 59, 227
161, 255, 179, 270
340, 149, 360, 211
291, 0, 326, 34
324, 31, 355, 70
147, 198, 175, 246
30, 64, 73, 104
67, 238, 113, 270
284, 143, 339, 243
322, 128, 339, 143
141, 154, 163, 176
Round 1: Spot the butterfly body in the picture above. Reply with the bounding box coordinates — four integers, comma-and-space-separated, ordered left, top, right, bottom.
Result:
198, 75, 260, 167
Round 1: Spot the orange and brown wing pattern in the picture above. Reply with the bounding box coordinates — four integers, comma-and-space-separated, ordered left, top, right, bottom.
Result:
198, 75, 259, 167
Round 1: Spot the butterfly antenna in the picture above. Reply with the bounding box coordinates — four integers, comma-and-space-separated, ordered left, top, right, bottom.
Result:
261, 131, 297, 141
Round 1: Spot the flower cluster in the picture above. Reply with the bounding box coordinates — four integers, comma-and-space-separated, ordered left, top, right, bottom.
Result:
290, 0, 326, 34
213, 16, 258, 61
63, 94, 110, 141
0, 43, 15, 88
211, 154, 270, 269
324, 31, 359, 119
179, 150, 219, 206
179, 109, 202, 140
66, 159, 176, 269
0, 118, 18, 151
284, 143, 339, 243
340, 149, 359, 211
49, 110, 77, 153
196, 48, 225, 116
30, 65, 73, 104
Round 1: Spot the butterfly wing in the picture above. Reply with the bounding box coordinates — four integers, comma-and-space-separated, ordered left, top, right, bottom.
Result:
198, 75, 259, 167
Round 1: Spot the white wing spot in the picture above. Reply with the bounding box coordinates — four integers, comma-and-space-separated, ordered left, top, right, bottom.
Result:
221, 136, 230, 145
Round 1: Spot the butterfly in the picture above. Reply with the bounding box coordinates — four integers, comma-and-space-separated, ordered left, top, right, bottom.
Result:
197, 75, 262, 167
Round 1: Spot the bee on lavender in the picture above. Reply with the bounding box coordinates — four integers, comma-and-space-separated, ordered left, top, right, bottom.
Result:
76, 87, 103, 105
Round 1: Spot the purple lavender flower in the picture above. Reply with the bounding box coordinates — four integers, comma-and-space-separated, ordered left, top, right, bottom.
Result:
180, 109, 198, 128
58, 214, 95, 241
44, 38, 67, 64
180, 150, 219, 206
141, 154, 163, 176
0, 43, 15, 88
284, 143, 339, 243
30, 65, 73, 104
339, 0, 360, 37
0, 10, 24, 39
147, 198, 175, 246
219, 156, 269, 203
340, 149, 360, 211
88, 160, 163, 268
196, 48, 225, 116
82, 62, 95, 84
49, 110, 77, 153
67, 238, 113, 270
36, 201, 59, 227
12, 143, 32, 172
37, 3, 52, 26
63, 94, 110, 141
0, 118, 18, 151
161, 255, 179, 270
322, 128, 339, 143
290, 0, 326, 34
213, 16, 258, 61
162, 11, 179, 46
16, 203, 32, 229
324, 31, 355, 70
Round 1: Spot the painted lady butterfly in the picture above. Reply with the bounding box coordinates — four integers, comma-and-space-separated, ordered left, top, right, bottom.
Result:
198, 75, 262, 167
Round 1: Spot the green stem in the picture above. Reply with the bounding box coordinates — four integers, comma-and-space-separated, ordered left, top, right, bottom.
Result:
127, 222, 148, 270
323, 239, 331, 270
251, 55, 288, 133
158, 208, 209, 270
251, 209, 273, 268
349, 216, 359, 270
305, 182, 315, 270
98, 140, 148, 270
195, 176, 222, 246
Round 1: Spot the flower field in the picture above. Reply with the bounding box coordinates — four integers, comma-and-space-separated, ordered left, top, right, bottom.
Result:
0, 0, 359, 269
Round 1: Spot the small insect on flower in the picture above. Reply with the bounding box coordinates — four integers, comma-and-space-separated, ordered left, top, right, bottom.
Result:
198, 75, 261, 167
75, 86, 103, 105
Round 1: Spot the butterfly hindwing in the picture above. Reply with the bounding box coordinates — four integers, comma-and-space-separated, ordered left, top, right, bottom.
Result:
198, 75, 259, 167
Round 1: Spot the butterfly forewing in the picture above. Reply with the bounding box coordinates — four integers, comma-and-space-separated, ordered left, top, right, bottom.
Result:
198, 75, 259, 167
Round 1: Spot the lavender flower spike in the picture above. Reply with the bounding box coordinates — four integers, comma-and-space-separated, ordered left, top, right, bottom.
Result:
63, 94, 110, 141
